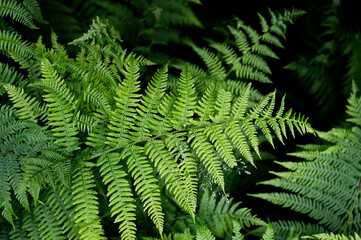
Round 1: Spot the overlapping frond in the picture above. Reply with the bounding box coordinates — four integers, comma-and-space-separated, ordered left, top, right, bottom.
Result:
0, 30, 36, 58
251, 85, 361, 236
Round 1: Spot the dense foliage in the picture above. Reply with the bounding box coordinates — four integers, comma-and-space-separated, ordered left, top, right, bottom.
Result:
0, 0, 360, 240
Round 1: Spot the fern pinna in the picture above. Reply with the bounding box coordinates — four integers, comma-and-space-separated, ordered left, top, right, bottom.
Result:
0, 5, 312, 240
251, 82, 361, 239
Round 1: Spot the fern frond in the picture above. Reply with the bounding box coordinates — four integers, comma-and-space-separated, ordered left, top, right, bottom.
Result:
1, 83, 45, 123
0, 0, 37, 29
170, 66, 197, 130
145, 140, 196, 218
71, 161, 106, 240
31, 58, 79, 152
23, 0, 45, 23
193, 191, 265, 238
192, 46, 227, 81
0, 63, 27, 96
23, 210, 42, 240
131, 63, 168, 141
0, 30, 36, 58
107, 57, 141, 147
0, 155, 15, 226
189, 128, 224, 191
46, 186, 80, 240
97, 153, 137, 240
33, 202, 66, 240
120, 145, 164, 233
196, 225, 216, 240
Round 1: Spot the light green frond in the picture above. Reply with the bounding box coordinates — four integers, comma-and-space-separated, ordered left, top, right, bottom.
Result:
131, 63, 168, 141
189, 129, 224, 192
150, 92, 176, 135
121, 146, 164, 233
1, 83, 45, 123
71, 161, 106, 240
145, 140, 196, 218
171, 67, 197, 129
261, 223, 274, 240
107, 57, 141, 147
225, 121, 254, 165
211, 89, 232, 122
97, 153, 136, 240
195, 82, 218, 124
0, 0, 37, 29
204, 124, 237, 168
192, 46, 227, 81
165, 133, 198, 211
228, 26, 249, 54
0, 30, 36, 58
346, 82, 361, 126
32, 58, 79, 152
195, 225, 215, 240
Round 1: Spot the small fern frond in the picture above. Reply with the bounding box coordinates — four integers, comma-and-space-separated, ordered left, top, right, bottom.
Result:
145, 139, 197, 218
1, 83, 45, 123
0, 63, 27, 96
97, 153, 137, 240
120, 145, 164, 234
0, 30, 36, 58
31, 58, 79, 152
170, 66, 197, 130
0, 0, 37, 29
131, 63, 168, 141
107, 57, 141, 147
71, 161, 106, 240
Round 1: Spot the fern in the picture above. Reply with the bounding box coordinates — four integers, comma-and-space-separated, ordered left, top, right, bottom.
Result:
0, 6, 313, 240
191, 9, 305, 84
251, 83, 361, 237
0, 0, 37, 29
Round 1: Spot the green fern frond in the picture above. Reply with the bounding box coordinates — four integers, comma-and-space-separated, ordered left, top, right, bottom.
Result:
0, 0, 37, 29
1, 83, 45, 123
23, 0, 45, 24
97, 153, 137, 240
23, 210, 41, 240
131, 63, 168, 141
0, 30, 36, 58
31, 58, 79, 152
0, 63, 27, 96
145, 140, 197, 217
33, 202, 66, 240
46, 186, 80, 240
120, 145, 164, 233
189, 129, 225, 191
262, 223, 274, 240
304, 232, 361, 240
196, 225, 216, 240
170, 66, 197, 130
251, 86, 361, 236
193, 191, 265, 238
71, 161, 106, 240
107, 57, 141, 147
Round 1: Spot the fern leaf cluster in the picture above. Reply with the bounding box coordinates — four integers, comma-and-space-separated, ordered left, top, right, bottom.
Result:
251, 83, 361, 238
0, 2, 313, 239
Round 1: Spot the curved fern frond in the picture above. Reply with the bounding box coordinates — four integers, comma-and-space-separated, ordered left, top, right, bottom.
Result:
107, 57, 140, 147
1, 83, 45, 123
71, 161, 106, 240
0, 0, 37, 29
97, 153, 137, 240
0, 30, 36, 58
31, 58, 79, 152
120, 145, 164, 233
251, 85, 361, 236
